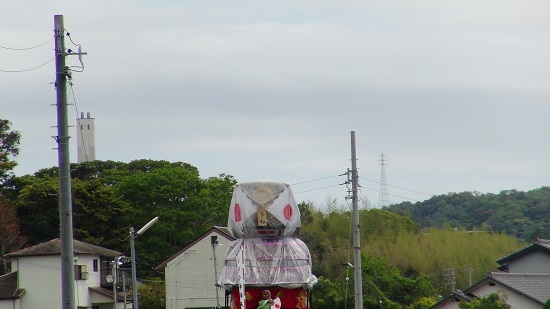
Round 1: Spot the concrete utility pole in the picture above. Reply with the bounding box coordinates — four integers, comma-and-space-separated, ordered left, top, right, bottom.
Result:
350, 131, 363, 309
54, 15, 76, 309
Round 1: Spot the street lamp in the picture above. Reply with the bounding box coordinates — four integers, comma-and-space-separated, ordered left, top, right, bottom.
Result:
211, 236, 221, 309
130, 217, 159, 309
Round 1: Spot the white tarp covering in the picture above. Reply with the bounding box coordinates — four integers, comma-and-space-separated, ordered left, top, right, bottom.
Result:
227, 180, 301, 238
219, 238, 317, 289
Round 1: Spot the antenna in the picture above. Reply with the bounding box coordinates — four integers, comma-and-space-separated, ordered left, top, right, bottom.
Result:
378, 151, 390, 208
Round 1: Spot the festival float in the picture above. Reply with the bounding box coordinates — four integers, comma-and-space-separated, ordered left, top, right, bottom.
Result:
219, 180, 317, 309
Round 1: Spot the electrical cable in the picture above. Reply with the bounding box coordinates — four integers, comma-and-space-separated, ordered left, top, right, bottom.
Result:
359, 176, 433, 196
344, 197, 353, 309
69, 81, 90, 162
0, 37, 53, 50
291, 175, 342, 185
359, 186, 423, 203
0, 57, 54, 73
293, 183, 344, 195
66, 32, 84, 72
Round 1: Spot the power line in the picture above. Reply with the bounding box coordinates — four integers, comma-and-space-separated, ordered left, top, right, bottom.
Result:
359, 176, 433, 196
69, 81, 90, 162
291, 174, 342, 185
0, 57, 54, 73
359, 186, 424, 203
293, 183, 344, 194
0, 37, 53, 50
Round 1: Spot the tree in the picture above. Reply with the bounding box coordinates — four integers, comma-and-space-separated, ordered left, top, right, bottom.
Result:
15, 177, 60, 244
137, 277, 165, 309
71, 178, 133, 250
459, 292, 510, 309
310, 276, 349, 309
0, 119, 21, 187
0, 196, 26, 274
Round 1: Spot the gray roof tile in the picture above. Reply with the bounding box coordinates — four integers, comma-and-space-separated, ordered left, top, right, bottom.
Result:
490, 272, 550, 303
4, 238, 122, 258
0, 272, 24, 299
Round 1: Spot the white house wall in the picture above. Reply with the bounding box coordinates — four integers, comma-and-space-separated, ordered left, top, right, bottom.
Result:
74, 255, 104, 307
17, 254, 106, 309
508, 251, 550, 274
469, 281, 541, 309
18, 255, 61, 308
432, 298, 460, 309
165, 232, 227, 309
0, 298, 21, 309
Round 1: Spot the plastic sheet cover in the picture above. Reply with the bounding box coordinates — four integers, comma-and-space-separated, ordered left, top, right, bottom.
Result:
227, 180, 301, 238
219, 238, 317, 289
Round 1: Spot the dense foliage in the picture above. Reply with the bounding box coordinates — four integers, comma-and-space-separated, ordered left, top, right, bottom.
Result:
0, 119, 21, 187
458, 292, 510, 309
2, 159, 237, 278
0, 196, 26, 274
385, 188, 550, 240
299, 204, 523, 308
0, 152, 541, 308
0, 119, 25, 271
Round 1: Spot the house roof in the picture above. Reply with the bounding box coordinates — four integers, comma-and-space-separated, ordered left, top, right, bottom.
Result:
486, 272, 550, 304
463, 272, 550, 305
429, 289, 473, 309
0, 272, 25, 299
496, 238, 550, 266
4, 238, 122, 258
154, 226, 235, 272
89, 286, 134, 302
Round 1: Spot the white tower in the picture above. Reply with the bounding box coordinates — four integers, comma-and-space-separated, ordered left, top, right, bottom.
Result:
76, 112, 96, 163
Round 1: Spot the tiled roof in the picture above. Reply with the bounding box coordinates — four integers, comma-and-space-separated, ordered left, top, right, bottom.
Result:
536, 238, 550, 249
4, 238, 122, 258
0, 272, 24, 299
89, 286, 133, 301
429, 290, 472, 309
489, 272, 550, 304
497, 238, 550, 265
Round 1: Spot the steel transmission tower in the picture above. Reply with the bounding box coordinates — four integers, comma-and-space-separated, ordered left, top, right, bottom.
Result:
378, 151, 390, 208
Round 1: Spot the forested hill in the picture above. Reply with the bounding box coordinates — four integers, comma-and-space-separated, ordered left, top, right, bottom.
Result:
384, 187, 550, 240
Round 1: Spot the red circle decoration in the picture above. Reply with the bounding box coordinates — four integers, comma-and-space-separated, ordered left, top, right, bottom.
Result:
283, 204, 292, 220
234, 203, 242, 222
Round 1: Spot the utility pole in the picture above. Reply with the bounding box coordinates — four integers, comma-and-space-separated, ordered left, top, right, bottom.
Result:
350, 131, 363, 309
54, 15, 76, 309
444, 268, 456, 294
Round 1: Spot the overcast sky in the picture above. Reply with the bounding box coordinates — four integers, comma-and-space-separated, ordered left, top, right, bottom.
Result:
2, 0, 549, 209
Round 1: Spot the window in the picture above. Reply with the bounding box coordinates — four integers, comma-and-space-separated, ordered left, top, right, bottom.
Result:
93, 259, 98, 272
74, 265, 89, 280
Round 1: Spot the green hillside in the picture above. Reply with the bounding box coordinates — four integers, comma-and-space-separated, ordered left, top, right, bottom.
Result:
385, 187, 550, 240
